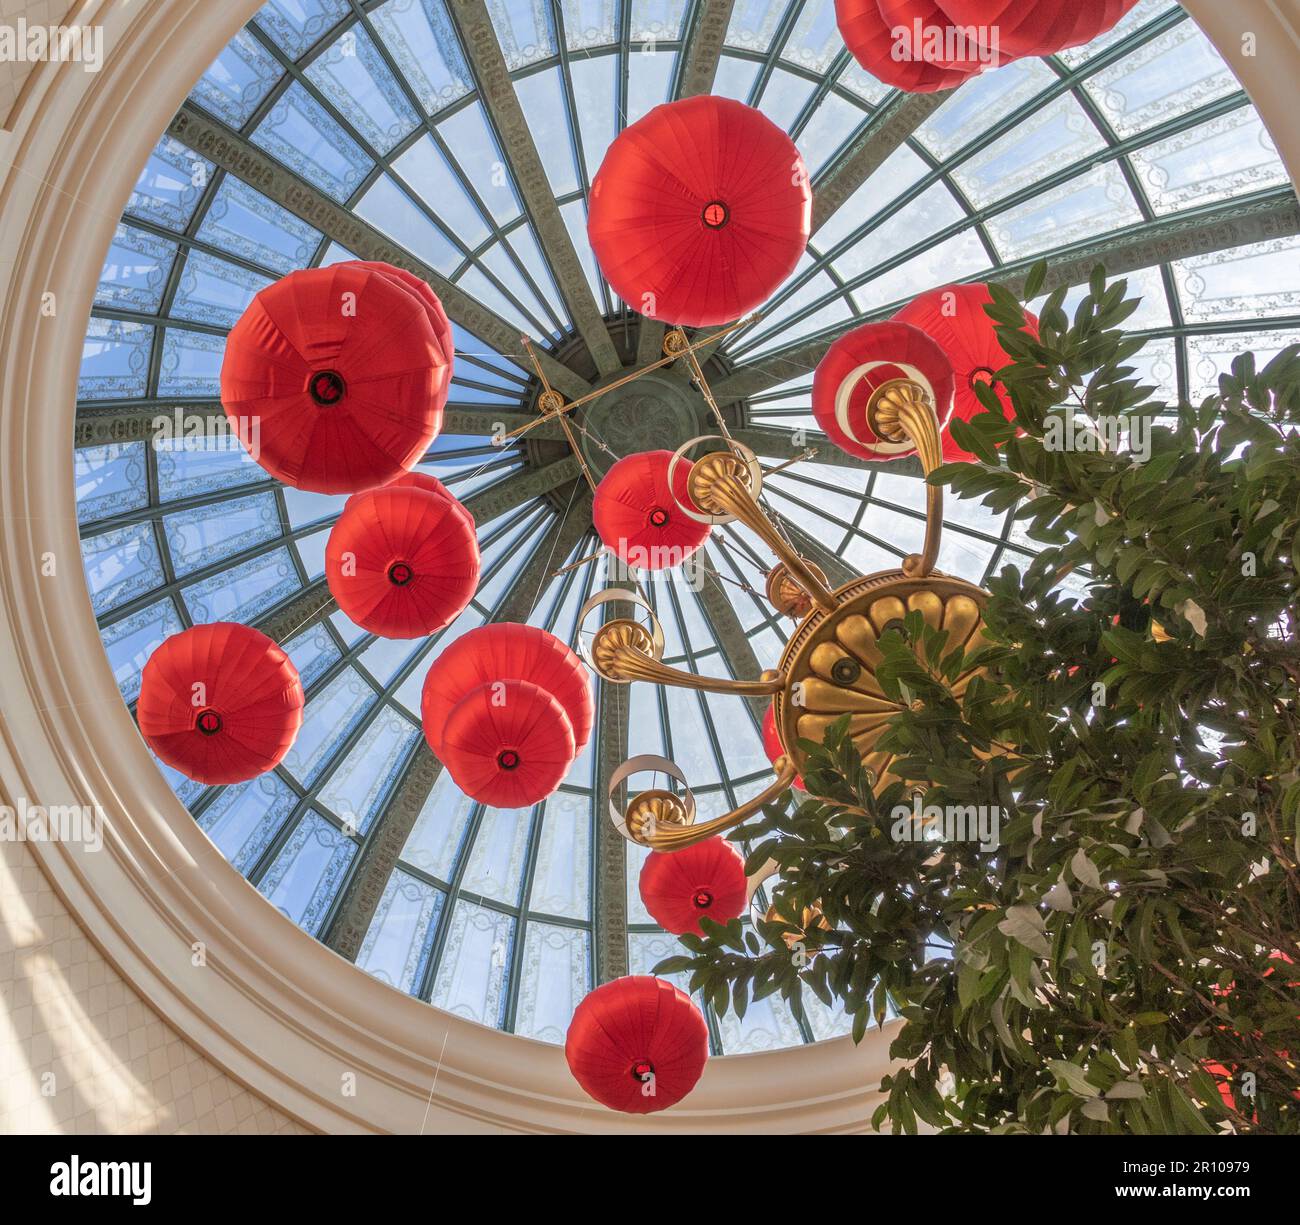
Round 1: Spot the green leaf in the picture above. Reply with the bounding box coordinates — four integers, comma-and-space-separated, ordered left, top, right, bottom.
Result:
1048, 1060, 1100, 1098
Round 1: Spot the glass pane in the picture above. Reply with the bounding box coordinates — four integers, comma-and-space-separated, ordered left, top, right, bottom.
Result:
82, 524, 163, 616
1173, 236, 1300, 324
197, 176, 323, 274
197, 773, 298, 874
256, 810, 357, 937
305, 26, 421, 154
356, 869, 444, 993
76, 443, 148, 526
459, 803, 533, 904
95, 225, 177, 313
191, 27, 282, 127
401, 769, 476, 882
250, 82, 372, 201
1129, 105, 1286, 216
512, 922, 591, 1043
1084, 18, 1239, 140
527, 791, 590, 919
428, 899, 514, 1024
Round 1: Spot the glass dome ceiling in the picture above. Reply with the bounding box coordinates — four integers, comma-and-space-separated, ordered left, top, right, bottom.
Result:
76, 0, 1299, 1052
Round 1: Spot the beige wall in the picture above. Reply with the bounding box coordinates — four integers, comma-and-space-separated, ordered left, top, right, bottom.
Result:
0, 832, 308, 1134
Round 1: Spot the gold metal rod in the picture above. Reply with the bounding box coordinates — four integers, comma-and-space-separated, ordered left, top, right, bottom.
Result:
551, 546, 609, 577
896, 394, 944, 578
555, 411, 599, 493
519, 335, 550, 392
673, 328, 734, 441
634, 758, 798, 851
760, 449, 817, 476
500, 314, 760, 443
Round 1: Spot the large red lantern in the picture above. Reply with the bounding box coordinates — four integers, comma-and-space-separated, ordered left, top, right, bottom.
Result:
326, 484, 479, 639
835, 0, 983, 93
352, 260, 454, 405
934, 0, 1139, 62
422, 623, 593, 755
593, 450, 711, 571
639, 838, 748, 936
137, 623, 304, 785
837, 1, 1139, 91
565, 976, 709, 1114
893, 283, 1039, 462
588, 95, 811, 327
220, 261, 450, 494
762, 701, 806, 792
811, 320, 955, 462
438, 679, 575, 809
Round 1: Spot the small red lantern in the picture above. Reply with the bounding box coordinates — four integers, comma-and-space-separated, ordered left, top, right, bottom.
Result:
762, 702, 806, 792
565, 976, 709, 1114
137, 623, 304, 785
639, 838, 748, 936
422, 623, 593, 756
382, 469, 476, 537
438, 679, 575, 809
593, 450, 711, 571
588, 95, 811, 327
811, 320, 955, 462
326, 484, 479, 639
220, 261, 450, 494
894, 283, 1039, 462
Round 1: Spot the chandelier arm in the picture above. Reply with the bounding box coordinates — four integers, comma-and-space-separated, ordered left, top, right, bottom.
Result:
689, 463, 839, 614
625, 758, 798, 852
864, 380, 946, 579
594, 633, 786, 695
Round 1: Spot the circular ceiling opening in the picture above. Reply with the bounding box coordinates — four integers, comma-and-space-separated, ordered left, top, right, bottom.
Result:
69, 0, 1299, 1064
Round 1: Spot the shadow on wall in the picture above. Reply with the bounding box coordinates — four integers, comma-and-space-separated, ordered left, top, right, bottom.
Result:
0, 832, 308, 1134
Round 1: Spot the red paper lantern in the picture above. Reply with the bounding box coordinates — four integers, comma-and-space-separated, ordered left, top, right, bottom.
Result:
762, 701, 806, 792
565, 976, 709, 1114
326, 484, 479, 639
349, 469, 477, 541
876, 0, 1010, 71
137, 623, 303, 785
893, 283, 1040, 462
220, 262, 449, 494
811, 320, 955, 462
422, 623, 593, 758
639, 838, 748, 936
835, 0, 982, 93
352, 260, 454, 405
439, 679, 575, 808
593, 450, 711, 571
588, 95, 811, 327
935, 0, 1139, 62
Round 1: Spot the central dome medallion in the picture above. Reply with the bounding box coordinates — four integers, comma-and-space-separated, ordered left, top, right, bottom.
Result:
574, 368, 709, 479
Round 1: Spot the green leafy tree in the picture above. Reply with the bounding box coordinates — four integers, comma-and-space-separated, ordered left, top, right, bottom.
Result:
657, 264, 1300, 1134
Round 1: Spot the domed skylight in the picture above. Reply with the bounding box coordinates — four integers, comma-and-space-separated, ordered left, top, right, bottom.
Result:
76, 0, 1299, 1052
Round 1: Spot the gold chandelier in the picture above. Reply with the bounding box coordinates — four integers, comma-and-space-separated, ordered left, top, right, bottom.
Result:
567, 334, 995, 856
